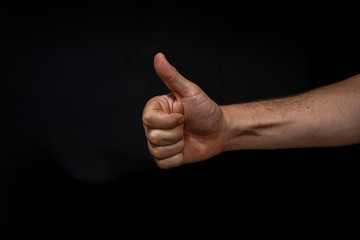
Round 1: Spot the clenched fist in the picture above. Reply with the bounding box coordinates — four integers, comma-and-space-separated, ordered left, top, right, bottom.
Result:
142, 53, 229, 169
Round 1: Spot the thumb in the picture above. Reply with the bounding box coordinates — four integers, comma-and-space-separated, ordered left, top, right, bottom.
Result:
154, 53, 198, 98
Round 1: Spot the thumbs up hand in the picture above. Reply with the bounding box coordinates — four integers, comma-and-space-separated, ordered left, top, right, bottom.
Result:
143, 53, 228, 169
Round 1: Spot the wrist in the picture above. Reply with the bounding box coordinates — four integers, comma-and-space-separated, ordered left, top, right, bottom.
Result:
220, 104, 255, 152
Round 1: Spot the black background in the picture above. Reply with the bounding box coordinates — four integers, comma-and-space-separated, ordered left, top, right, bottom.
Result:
1, 3, 359, 234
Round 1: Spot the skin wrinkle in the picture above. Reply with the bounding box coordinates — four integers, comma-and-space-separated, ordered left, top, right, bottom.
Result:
158, 97, 172, 113
147, 128, 183, 146
144, 53, 360, 169
148, 140, 184, 160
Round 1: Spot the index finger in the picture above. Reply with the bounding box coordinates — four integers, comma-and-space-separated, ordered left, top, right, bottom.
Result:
142, 100, 183, 130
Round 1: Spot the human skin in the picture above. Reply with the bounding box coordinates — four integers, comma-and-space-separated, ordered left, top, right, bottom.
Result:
142, 53, 360, 169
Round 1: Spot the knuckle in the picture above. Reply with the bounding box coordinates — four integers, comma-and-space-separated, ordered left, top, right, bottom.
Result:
153, 148, 165, 159
148, 131, 161, 145
155, 154, 183, 170
149, 145, 163, 159
142, 111, 152, 126
156, 160, 172, 170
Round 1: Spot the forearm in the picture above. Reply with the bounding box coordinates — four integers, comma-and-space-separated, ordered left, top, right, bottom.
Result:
221, 74, 360, 151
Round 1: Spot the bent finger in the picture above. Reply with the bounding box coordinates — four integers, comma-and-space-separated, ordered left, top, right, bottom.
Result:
146, 125, 183, 146
147, 139, 184, 160
142, 100, 183, 129
154, 152, 184, 170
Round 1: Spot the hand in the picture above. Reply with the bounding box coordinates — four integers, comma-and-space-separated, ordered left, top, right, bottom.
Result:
142, 53, 228, 169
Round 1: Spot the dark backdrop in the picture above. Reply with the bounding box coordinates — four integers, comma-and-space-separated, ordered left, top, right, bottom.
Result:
1, 4, 359, 233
